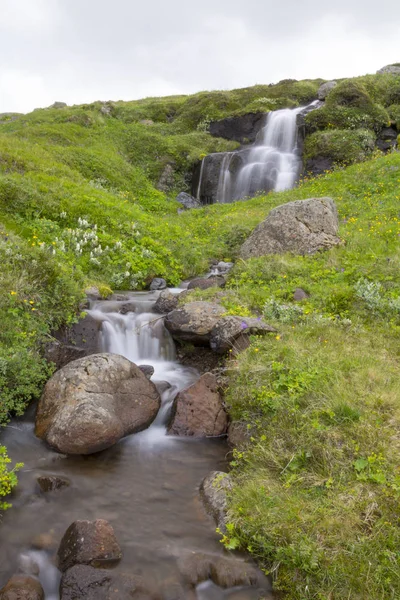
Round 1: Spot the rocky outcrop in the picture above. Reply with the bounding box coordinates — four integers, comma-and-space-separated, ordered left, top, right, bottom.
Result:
0, 575, 44, 600
305, 156, 334, 178
192, 150, 249, 205
199, 471, 232, 532
46, 313, 102, 370
376, 126, 398, 152
176, 192, 201, 210
318, 81, 337, 100
165, 302, 225, 345
178, 552, 271, 592
377, 64, 400, 75
35, 354, 161, 455
149, 277, 167, 291
168, 373, 228, 437
157, 163, 175, 193
57, 520, 122, 572
153, 290, 180, 314
209, 113, 266, 144
294, 287, 309, 301
187, 276, 225, 291
240, 197, 340, 258
210, 316, 276, 354
37, 475, 70, 493
59, 565, 144, 600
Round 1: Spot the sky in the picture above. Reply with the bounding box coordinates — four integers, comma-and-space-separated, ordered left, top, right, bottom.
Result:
1, 0, 400, 113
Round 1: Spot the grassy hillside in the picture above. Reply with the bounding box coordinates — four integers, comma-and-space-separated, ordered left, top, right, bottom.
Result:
0, 72, 399, 597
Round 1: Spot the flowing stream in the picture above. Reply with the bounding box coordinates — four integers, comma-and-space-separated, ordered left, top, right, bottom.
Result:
0, 292, 270, 599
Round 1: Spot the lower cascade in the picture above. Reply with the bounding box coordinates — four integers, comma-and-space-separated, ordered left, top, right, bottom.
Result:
0, 292, 272, 600
195, 101, 320, 204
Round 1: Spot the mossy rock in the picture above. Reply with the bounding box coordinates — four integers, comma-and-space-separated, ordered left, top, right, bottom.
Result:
304, 128, 376, 172
326, 80, 373, 108
388, 104, 400, 129
305, 104, 390, 134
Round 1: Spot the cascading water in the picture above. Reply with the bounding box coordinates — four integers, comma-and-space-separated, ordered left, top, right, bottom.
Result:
195, 101, 320, 204
0, 291, 271, 600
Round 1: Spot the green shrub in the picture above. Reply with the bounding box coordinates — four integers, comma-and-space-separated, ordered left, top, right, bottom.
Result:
0, 447, 22, 511
326, 80, 373, 108
304, 128, 376, 166
305, 104, 389, 134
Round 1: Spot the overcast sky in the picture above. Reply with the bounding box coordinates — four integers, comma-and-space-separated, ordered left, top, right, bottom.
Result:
1, 0, 399, 113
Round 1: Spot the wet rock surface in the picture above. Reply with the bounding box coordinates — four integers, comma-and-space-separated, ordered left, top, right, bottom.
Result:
240, 197, 340, 258
0, 575, 44, 600
168, 373, 228, 437
209, 113, 266, 144
150, 278, 167, 291
35, 354, 161, 454
199, 471, 232, 532
210, 316, 276, 354
37, 475, 71, 493
165, 302, 225, 345
59, 565, 146, 600
57, 519, 122, 572
153, 290, 180, 314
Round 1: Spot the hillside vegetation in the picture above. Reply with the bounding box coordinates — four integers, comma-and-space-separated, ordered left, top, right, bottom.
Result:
0, 71, 399, 598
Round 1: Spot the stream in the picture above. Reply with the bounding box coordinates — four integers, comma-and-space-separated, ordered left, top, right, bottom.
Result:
0, 292, 272, 599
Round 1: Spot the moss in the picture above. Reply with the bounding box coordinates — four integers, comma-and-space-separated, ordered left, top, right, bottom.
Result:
326, 80, 373, 108
388, 104, 400, 129
305, 104, 390, 134
304, 128, 376, 166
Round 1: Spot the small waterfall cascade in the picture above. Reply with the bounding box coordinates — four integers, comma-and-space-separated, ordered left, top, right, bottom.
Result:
195, 101, 320, 204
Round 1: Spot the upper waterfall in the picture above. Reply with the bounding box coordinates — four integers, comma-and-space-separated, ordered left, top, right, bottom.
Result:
194, 101, 320, 204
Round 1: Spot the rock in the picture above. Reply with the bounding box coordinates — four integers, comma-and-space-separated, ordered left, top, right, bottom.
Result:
155, 380, 172, 395
176, 192, 201, 210
192, 150, 249, 205
376, 126, 398, 153
187, 277, 225, 291
31, 532, 57, 551
100, 103, 113, 116
165, 302, 225, 346
44, 341, 89, 371
168, 373, 228, 437
149, 278, 167, 291
318, 81, 337, 100
138, 365, 154, 379
59, 565, 144, 600
49, 102, 67, 109
240, 197, 340, 259
293, 287, 309, 301
119, 301, 137, 314
0, 575, 44, 600
209, 113, 266, 144
199, 471, 232, 532
178, 552, 270, 591
210, 316, 276, 354
157, 164, 175, 193
57, 519, 122, 572
211, 261, 234, 275
305, 156, 334, 178
53, 313, 102, 356
153, 290, 180, 314
377, 64, 400, 75
37, 475, 70, 493
176, 346, 221, 374
35, 354, 161, 455
227, 422, 251, 447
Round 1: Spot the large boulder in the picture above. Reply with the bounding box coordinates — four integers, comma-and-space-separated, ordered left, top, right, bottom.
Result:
176, 192, 201, 210
240, 197, 340, 259
168, 373, 228, 437
377, 64, 400, 75
0, 575, 44, 600
318, 81, 337, 100
199, 471, 232, 533
35, 354, 161, 454
59, 565, 145, 600
210, 316, 276, 354
165, 302, 225, 346
209, 112, 266, 144
57, 520, 122, 572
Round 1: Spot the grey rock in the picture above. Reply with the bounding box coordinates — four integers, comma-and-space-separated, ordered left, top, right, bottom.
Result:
318, 81, 337, 100
213, 261, 233, 275
227, 422, 251, 447
305, 156, 334, 178
153, 290, 180, 314
377, 64, 400, 75
119, 301, 137, 314
35, 354, 161, 455
210, 316, 276, 354
53, 313, 102, 357
44, 341, 89, 371
176, 192, 201, 210
49, 102, 67, 109
240, 197, 340, 259
150, 278, 167, 291
192, 150, 249, 205
165, 302, 225, 346
0, 575, 44, 600
138, 365, 154, 379
59, 565, 144, 600
293, 287, 309, 301
168, 373, 228, 437
376, 126, 398, 153
157, 164, 175, 193
37, 475, 70, 493
209, 112, 266, 144
155, 380, 172, 395
57, 520, 122, 572
199, 471, 232, 532
187, 276, 225, 291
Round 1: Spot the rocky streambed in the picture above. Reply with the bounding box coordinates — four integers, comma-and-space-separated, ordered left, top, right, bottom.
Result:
0, 290, 273, 600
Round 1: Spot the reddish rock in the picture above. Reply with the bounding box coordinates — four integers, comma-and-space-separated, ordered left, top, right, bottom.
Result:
168, 373, 228, 437
0, 575, 44, 600
57, 519, 122, 572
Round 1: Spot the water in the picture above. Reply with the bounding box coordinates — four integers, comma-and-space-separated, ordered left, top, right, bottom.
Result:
0, 292, 271, 599
195, 101, 319, 204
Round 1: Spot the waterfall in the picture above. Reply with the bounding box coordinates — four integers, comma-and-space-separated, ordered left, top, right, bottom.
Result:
195, 101, 319, 204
